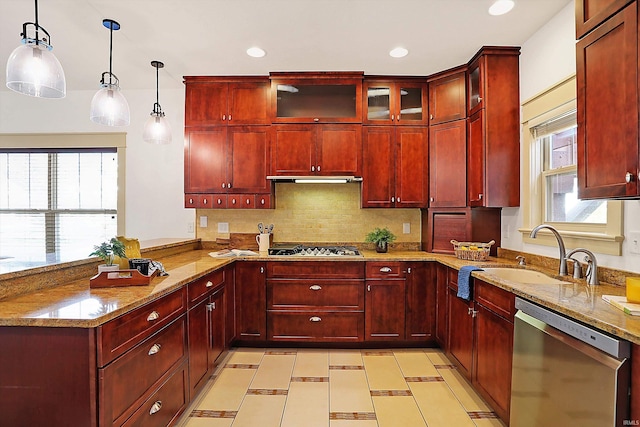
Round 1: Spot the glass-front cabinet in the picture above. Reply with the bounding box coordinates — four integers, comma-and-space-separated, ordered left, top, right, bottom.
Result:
270, 72, 363, 123
363, 79, 427, 125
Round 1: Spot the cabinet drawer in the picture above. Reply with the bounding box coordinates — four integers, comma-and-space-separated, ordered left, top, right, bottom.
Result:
267, 311, 364, 342
267, 261, 364, 279
267, 279, 364, 310
120, 361, 189, 427
187, 270, 225, 307
474, 280, 515, 321
100, 316, 187, 427
366, 262, 405, 278
448, 267, 459, 289
98, 289, 187, 366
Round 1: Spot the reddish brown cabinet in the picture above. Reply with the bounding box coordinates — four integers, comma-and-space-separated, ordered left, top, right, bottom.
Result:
429, 119, 467, 207
270, 124, 362, 176
362, 126, 428, 208
363, 78, 427, 125
466, 47, 520, 208
434, 264, 449, 349
447, 286, 474, 377
235, 261, 267, 342
404, 262, 435, 342
576, 1, 640, 199
575, 0, 634, 38
184, 77, 270, 126
427, 68, 466, 125
365, 262, 407, 340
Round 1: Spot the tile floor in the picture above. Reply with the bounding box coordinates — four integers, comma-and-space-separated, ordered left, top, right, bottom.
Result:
176, 348, 506, 427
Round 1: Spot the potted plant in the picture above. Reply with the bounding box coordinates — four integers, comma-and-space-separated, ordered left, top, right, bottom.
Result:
89, 237, 126, 273
365, 227, 397, 253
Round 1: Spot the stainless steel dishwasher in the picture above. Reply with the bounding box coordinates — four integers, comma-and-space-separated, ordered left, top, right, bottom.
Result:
510, 297, 631, 427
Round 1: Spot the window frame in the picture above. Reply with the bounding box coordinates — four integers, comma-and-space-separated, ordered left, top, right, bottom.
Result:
520, 75, 623, 255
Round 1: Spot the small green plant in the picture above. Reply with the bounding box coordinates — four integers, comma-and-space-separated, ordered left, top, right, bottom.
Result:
365, 227, 397, 245
89, 237, 126, 266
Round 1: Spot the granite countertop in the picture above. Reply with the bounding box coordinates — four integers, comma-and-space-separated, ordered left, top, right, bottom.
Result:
1, 246, 639, 346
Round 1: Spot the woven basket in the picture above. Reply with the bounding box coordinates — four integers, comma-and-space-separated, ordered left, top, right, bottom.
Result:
450, 240, 495, 262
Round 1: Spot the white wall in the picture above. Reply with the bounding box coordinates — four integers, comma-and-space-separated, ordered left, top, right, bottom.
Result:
0, 87, 194, 241
504, 1, 640, 273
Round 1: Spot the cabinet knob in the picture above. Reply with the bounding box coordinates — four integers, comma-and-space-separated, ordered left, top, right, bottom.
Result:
379, 267, 392, 273
468, 307, 473, 315
232, 198, 236, 204
246, 198, 250, 205
391, 114, 395, 121
228, 114, 232, 121
189, 198, 193, 204
222, 183, 226, 188
477, 97, 483, 103
317, 165, 321, 172
309, 285, 322, 291
207, 302, 216, 311
217, 198, 222, 205
397, 197, 400, 203
391, 197, 395, 203
147, 311, 160, 322
472, 309, 479, 318
222, 114, 226, 121
203, 198, 208, 205
260, 266, 264, 274
148, 343, 161, 356
261, 198, 265, 205
430, 114, 434, 120
311, 166, 315, 172
313, 118, 319, 122
228, 182, 232, 189
367, 284, 371, 292
149, 401, 162, 415
430, 197, 434, 202
309, 316, 322, 322
407, 267, 412, 274
206, 280, 213, 288
626, 172, 635, 183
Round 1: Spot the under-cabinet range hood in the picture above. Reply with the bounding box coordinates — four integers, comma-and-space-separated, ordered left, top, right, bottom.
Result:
266, 175, 362, 184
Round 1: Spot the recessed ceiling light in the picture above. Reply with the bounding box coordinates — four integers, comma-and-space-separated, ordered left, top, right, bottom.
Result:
489, 0, 515, 16
246, 47, 266, 58
389, 47, 408, 58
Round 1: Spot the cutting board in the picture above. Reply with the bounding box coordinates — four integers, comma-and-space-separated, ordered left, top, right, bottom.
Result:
228, 233, 262, 250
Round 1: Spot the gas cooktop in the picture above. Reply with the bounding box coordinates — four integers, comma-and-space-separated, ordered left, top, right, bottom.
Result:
268, 245, 362, 256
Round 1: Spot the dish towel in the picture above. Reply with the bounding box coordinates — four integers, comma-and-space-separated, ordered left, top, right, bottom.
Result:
457, 266, 483, 301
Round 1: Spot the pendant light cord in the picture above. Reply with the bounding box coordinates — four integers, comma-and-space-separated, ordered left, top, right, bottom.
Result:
156, 65, 160, 107
108, 23, 113, 85
34, 0, 40, 46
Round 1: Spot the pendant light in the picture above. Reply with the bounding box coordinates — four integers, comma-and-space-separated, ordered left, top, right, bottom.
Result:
5, 0, 66, 98
143, 61, 172, 144
90, 19, 130, 126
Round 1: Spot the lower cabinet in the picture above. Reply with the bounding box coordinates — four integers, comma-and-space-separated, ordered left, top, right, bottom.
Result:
405, 262, 436, 341
447, 285, 474, 377
235, 261, 267, 341
434, 264, 449, 349
366, 278, 406, 340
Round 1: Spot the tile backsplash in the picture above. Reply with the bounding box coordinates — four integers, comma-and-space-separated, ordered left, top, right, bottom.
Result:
196, 183, 421, 245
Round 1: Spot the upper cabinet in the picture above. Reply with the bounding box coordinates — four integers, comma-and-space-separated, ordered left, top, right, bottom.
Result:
466, 47, 521, 207
270, 72, 363, 124
184, 77, 270, 126
427, 67, 466, 125
575, 0, 634, 38
429, 120, 467, 208
363, 78, 427, 125
576, 1, 640, 199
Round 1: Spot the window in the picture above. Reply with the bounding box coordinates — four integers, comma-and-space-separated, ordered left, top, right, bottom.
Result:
0, 133, 125, 271
520, 76, 623, 255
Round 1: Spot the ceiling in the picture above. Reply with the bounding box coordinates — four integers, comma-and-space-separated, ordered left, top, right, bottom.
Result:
0, 0, 572, 92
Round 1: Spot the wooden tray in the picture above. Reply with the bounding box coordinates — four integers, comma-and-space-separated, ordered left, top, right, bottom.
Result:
89, 269, 159, 288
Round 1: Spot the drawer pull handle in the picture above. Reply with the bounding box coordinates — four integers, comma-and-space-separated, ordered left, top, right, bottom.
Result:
147, 311, 160, 322
309, 316, 322, 322
149, 401, 162, 415
206, 280, 214, 288
207, 302, 216, 311
379, 267, 392, 273
309, 285, 322, 291
148, 344, 161, 356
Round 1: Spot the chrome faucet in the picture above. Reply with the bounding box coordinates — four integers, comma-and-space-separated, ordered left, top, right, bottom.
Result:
565, 248, 599, 285
530, 224, 568, 276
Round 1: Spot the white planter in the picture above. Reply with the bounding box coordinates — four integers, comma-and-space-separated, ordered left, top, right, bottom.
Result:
98, 264, 119, 278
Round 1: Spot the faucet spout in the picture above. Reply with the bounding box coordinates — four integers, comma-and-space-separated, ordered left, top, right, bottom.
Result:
530, 224, 568, 276
565, 248, 599, 285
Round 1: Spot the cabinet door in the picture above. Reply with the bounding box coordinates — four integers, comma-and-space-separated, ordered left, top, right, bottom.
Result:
228, 81, 270, 125
435, 264, 449, 349
188, 300, 210, 399
428, 70, 466, 125
365, 279, 406, 340
396, 82, 427, 125
185, 82, 228, 126
467, 111, 485, 207
405, 262, 435, 342
228, 126, 271, 193
576, 0, 634, 38
396, 127, 428, 208
271, 125, 315, 175
577, 2, 639, 199
362, 126, 395, 208
224, 268, 236, 347
184, 128, 227, 193
429, 120, 467, 207
235, 262, 266, 340
209, 288, 225, 365
447, 287, 474, 378
474, 303, 513, 422
316, 125, 362, 176
364, 81, 394, 124
467, 57, 485, 116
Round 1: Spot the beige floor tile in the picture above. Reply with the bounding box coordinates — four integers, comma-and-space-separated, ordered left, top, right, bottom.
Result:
424, 348, 452, 365
181, 418, 234, 427
232, 394, 287, 427
330, 370, 375, 412
393, 349, 440, 377
281, 382, 329, 427
438, 368, 492, 411
249, 354, 296, 390
292, 349, 329, 377
226, 348, 265, 365
372, 396, 427, 427
473, 418, 507, 427
410, 382, 476, 427
196, 368, 256, 410
330, 421, 379, 427
363, 355, 407, 390
329, 349, 363, 366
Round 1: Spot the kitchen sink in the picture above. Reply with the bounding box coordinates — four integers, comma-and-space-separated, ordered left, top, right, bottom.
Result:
480, 267, 570, 285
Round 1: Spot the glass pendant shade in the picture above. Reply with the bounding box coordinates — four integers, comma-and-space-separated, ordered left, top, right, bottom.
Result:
90, 83, 130, 126
143, 113, 172, 144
